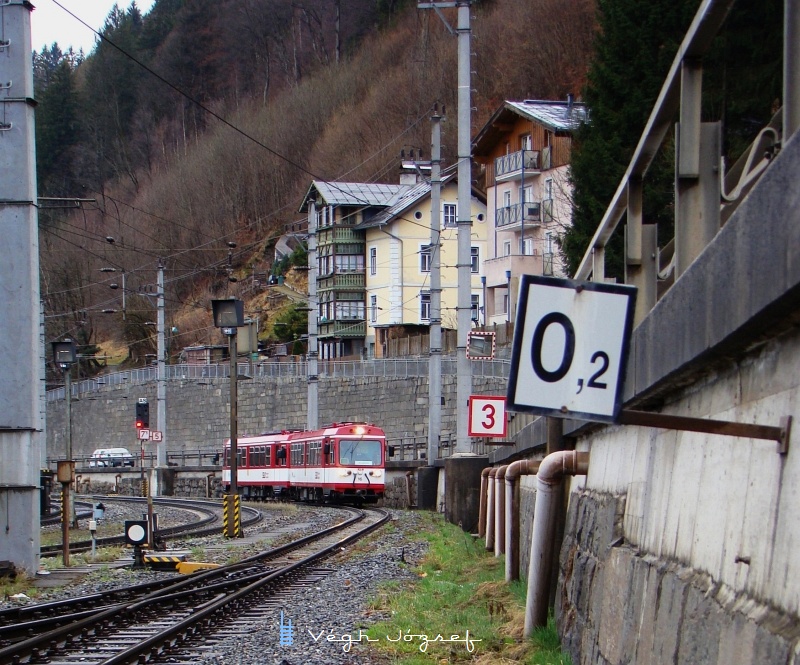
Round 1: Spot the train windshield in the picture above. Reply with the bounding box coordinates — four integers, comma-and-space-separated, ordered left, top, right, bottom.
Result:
338, 439, 382, 466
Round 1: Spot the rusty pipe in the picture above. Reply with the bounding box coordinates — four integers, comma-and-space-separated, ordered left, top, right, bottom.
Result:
504, 459, 541, 581
494, 465, 509, 557
524, 450, 589, 637
478, 466, 492, 538
485, 468, 498, 551
405, 470, 415, 509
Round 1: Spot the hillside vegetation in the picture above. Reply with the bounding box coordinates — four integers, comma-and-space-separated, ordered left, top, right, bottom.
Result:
36, 0, 596, 376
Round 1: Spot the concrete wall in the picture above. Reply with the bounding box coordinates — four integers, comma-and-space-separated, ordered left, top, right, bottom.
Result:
47, 374, 505, 461
552, 132, 800, 663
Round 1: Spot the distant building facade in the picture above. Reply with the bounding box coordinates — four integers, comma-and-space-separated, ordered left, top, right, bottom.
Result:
472, 98, 586, 324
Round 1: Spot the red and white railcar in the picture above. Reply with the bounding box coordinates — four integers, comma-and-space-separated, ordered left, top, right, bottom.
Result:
222, 422, 387, 503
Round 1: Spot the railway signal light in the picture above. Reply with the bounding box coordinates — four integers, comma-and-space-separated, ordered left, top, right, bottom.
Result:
135, 400, 149, 429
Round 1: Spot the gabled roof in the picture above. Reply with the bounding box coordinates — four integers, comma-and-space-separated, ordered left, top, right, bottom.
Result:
353, 173, 457, 230
299, 181, 408, 212
472, 99, 587, 158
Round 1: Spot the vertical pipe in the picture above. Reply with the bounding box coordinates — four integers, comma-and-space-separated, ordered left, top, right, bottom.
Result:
485, 468, 496, 550
478, 466, 491, 538
494, 465, 508, 556
524, 451, 589, 637
505, 459, 540, 582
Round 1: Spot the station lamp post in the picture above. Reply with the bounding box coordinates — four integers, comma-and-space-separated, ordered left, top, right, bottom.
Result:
212, 298, 244, 538
52, 339, 77, 531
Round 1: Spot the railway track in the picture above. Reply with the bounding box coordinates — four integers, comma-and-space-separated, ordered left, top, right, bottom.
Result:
0, 506, 389, 664
40, 496, 263, 557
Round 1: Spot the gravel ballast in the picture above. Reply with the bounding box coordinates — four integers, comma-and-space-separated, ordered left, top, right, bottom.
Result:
8, 503, 433, 664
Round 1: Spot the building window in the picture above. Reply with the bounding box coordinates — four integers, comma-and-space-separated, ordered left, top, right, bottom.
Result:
443, 203, 457, 228
420, 291, 431, 321
369, 247, 377, 275
471, 294, 480, 322
503, 241, 512, 256
520, 134, 532, 150
420, 244, 431, 272
470, 246, 479, 273
335, 254, 364, 272
503, 191, 511, 208
503, 294, 509, 315
370, 295, 377, 323
335, 300, 365, 320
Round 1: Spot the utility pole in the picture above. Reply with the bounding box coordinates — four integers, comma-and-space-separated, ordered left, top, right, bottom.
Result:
307, 201, 319, 430
428, 106, 443, 464
454, 0, 473, 456
0, 0, 42, 574
419, 1, 474, 455
156, 260, 167, 467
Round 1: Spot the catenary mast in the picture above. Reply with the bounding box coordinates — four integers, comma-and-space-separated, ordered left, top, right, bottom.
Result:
0, 0, 43, 573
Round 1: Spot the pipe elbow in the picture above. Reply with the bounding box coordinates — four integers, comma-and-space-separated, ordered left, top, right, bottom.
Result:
505, 458, 541, 484
496, 464, 509, 482
488, 467, 498, 479
482, 466, 492, 478
537, 450, 590, 487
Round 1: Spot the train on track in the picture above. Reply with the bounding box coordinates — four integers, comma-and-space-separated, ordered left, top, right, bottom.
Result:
222, 422, 388, 503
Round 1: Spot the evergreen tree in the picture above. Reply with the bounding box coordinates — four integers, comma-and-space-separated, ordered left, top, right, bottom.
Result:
35, 59, 81, 199
563, 0, 783, 279
562, 0, 698, 278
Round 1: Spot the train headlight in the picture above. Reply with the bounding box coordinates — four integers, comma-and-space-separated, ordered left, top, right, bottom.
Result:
338, 470, 352, 477
353, 426, 366, 435
369, 470, 383, 477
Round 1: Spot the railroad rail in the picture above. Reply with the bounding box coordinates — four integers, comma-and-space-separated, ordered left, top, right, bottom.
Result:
0, 506, 388, 664
40, 496, 262, 557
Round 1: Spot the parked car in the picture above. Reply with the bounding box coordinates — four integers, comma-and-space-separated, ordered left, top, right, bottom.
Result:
89, 448, 135, 467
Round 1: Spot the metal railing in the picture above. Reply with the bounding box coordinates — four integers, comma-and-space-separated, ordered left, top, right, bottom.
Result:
47, 358, 510, 401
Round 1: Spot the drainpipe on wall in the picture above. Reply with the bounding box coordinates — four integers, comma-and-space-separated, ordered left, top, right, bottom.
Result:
478, 466, 492, 538
504, 459, 541, 582
524, 450, 589, 637
206, 473, 216, 499
380, 228, 404, 323
485, 467, 497, 551
494, 465, 509, 557
405, 470, 415, 509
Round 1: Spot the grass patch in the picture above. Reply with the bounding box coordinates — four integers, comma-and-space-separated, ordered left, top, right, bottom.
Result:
364, 513, 571, 664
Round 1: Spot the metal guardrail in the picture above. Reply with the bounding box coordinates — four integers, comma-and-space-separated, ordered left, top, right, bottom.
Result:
47, 358, 510, 402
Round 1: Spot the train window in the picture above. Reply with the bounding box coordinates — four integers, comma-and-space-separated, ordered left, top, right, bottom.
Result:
308, 441, 322, 465
324, 442, 335, 465
338, 439, 382, 466
290, 443, 305, 466
223, 449, 230, 466
276, 446, 287, 466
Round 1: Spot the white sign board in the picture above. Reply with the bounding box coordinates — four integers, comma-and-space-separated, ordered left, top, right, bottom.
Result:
150, 430, 163, 442
507, 275, 636, 423
137, 428, 151, 441
468, 395, 507, 437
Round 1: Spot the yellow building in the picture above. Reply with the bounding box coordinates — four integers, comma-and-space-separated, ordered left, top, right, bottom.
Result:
355, 169, 488, 359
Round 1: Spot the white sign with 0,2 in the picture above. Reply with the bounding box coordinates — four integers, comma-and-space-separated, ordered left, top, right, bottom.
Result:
506, 275, 636, 423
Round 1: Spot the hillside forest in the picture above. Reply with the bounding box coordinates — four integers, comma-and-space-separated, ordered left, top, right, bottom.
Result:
33, 0, 783, 378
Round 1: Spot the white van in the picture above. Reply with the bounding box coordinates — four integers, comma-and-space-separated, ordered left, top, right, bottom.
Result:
89, 448, 135, 467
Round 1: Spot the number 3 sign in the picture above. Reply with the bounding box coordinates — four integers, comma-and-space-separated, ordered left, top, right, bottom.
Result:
468, 395, 507, 437
507, 275, 636, 423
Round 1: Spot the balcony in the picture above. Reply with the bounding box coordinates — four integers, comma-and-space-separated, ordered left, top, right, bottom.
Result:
495, 149, 540, 182
496, 202, 542, 230
318, 271, 366, 290
318, 319, 367, 338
